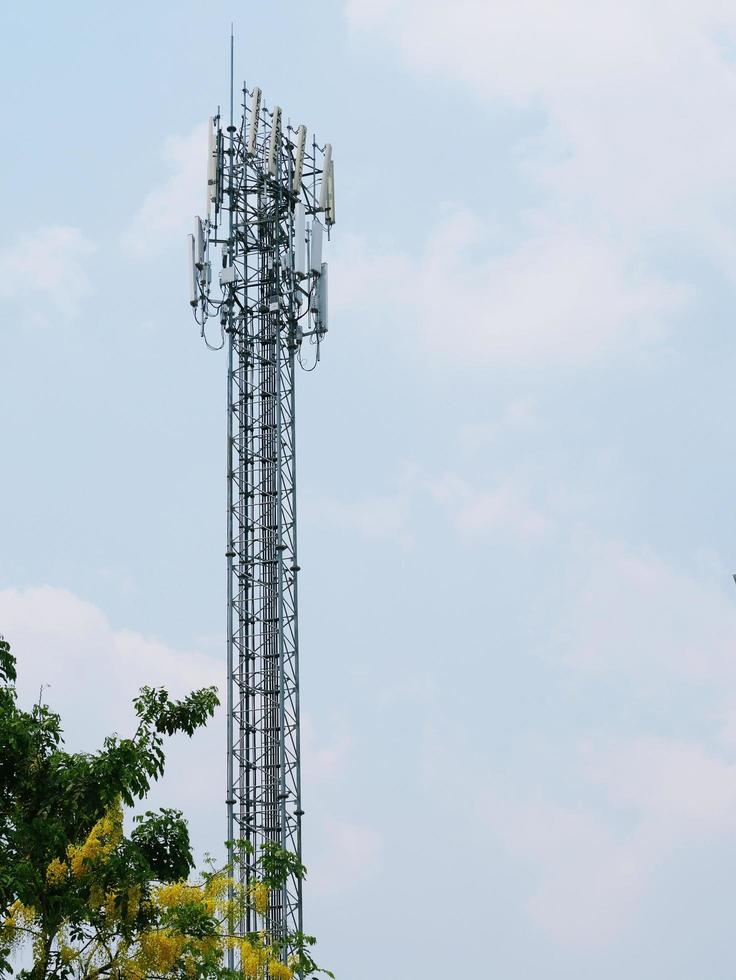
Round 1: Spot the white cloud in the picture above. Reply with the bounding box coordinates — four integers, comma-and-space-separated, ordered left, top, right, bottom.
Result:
123, 122, 207, 256
0, 226, 95, 319
481, 733, 736, 947
346, 0, 736, 248
306, 464, 553, 545
310, 818, 383, 896
588, 736, 736, 839
413, 532, 736, 949
558, 538, 736, 689
487, 791, 640, 946
0, 586, 219, 740
0, 586, 223, 860
347, 0, 736, 101
427, 473, 549, 537
343, 0, 736, 374
459, 397, 541, 452
305, 490, 414, 546
514, 540, 736, 943
302, 714, 353, 785
377, 670, 438, 709
334, 212, 688, 365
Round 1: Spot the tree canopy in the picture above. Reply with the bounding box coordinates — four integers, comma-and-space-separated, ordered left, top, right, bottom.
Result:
0, 635, 329, 980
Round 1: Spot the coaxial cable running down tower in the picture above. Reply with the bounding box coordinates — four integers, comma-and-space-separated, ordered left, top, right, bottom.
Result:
188, 53, 335, 972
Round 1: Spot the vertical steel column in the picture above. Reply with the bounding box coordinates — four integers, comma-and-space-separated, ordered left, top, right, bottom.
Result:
226, 129, 302, 951
212, 84, 330, 971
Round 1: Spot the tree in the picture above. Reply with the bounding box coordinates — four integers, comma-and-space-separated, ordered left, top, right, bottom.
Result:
0, 636, 330, 980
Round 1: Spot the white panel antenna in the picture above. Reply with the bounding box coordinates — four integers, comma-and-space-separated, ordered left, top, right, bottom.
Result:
326, 160, 335, 225
319, 143, 332, 212
293, 125, 307, 194
310, 218, 324, 273
294, 203, 306, 278
317, 262, 328, 331
207, 118, 216, 210
267, 106, 282, 176
195, 216, 205, 267
247, 87, 262, 156
188, 234, 197, 306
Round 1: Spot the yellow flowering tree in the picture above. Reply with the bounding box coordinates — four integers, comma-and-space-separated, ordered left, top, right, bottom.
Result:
0, 636, 330, 980
4, 807, 328, 979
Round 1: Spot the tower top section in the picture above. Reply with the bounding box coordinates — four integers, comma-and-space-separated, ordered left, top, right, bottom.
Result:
205, 85, 335, 226
188, 82, 335, 362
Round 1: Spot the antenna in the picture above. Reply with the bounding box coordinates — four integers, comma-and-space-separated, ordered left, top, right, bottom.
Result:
194, 217, 205, 267
186, 47, 336, 974
326, 159, 336, 225
229, 24, 234, 127
294, 203, 306, 278
188, 234, 197, 306
317, 262, 328, 331
310, 217, 324, 273
267, 105, 282, 176
247, 87, 262, 156
293, 124, 307, 194
319, 142, 332, 212
206, 118, 216, 211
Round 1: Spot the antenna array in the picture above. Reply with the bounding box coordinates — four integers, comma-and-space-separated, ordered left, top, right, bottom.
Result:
188, 74, 335, 972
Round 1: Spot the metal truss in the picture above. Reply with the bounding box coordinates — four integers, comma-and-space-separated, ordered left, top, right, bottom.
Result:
189, 64, 333, 973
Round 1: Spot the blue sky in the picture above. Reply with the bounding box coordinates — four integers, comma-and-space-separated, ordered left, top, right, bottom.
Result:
3, 1, 736, 977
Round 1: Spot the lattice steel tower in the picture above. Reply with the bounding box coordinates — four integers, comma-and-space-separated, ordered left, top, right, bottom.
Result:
187, 43, 334, 971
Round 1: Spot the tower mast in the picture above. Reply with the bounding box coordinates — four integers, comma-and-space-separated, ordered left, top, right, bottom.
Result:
188, 51, 334, 970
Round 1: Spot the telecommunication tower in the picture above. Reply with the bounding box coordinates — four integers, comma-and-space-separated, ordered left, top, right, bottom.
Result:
187, 41, 334, 971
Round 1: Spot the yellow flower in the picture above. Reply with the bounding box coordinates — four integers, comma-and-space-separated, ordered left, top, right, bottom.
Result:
155, 881, 203, 909
46, 857, 68, 886
88, 883, 105, 909
195, 935, 220, 957
6, 900, 35, 928
239, 937, 271, 979
204, 872, 228, 898
138, 929, 187, 972
269, 961, 294, 980
121, 962, 145, 980
0, 915, 16, 946
104, 889, 119, 925
250, 880, 269, 917
5, 900, 36, 954
59, 944, 77, 964
126, 885, 142, 923
67, 801, 123, 877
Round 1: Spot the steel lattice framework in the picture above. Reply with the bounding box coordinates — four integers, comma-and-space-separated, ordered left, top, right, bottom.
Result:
188, 55, 333, 972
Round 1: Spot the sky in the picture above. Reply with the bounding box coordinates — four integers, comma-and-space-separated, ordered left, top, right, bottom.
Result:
3, 1, 736, 976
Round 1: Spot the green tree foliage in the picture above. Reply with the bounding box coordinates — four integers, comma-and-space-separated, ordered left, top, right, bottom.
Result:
0, 636, 331, 980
